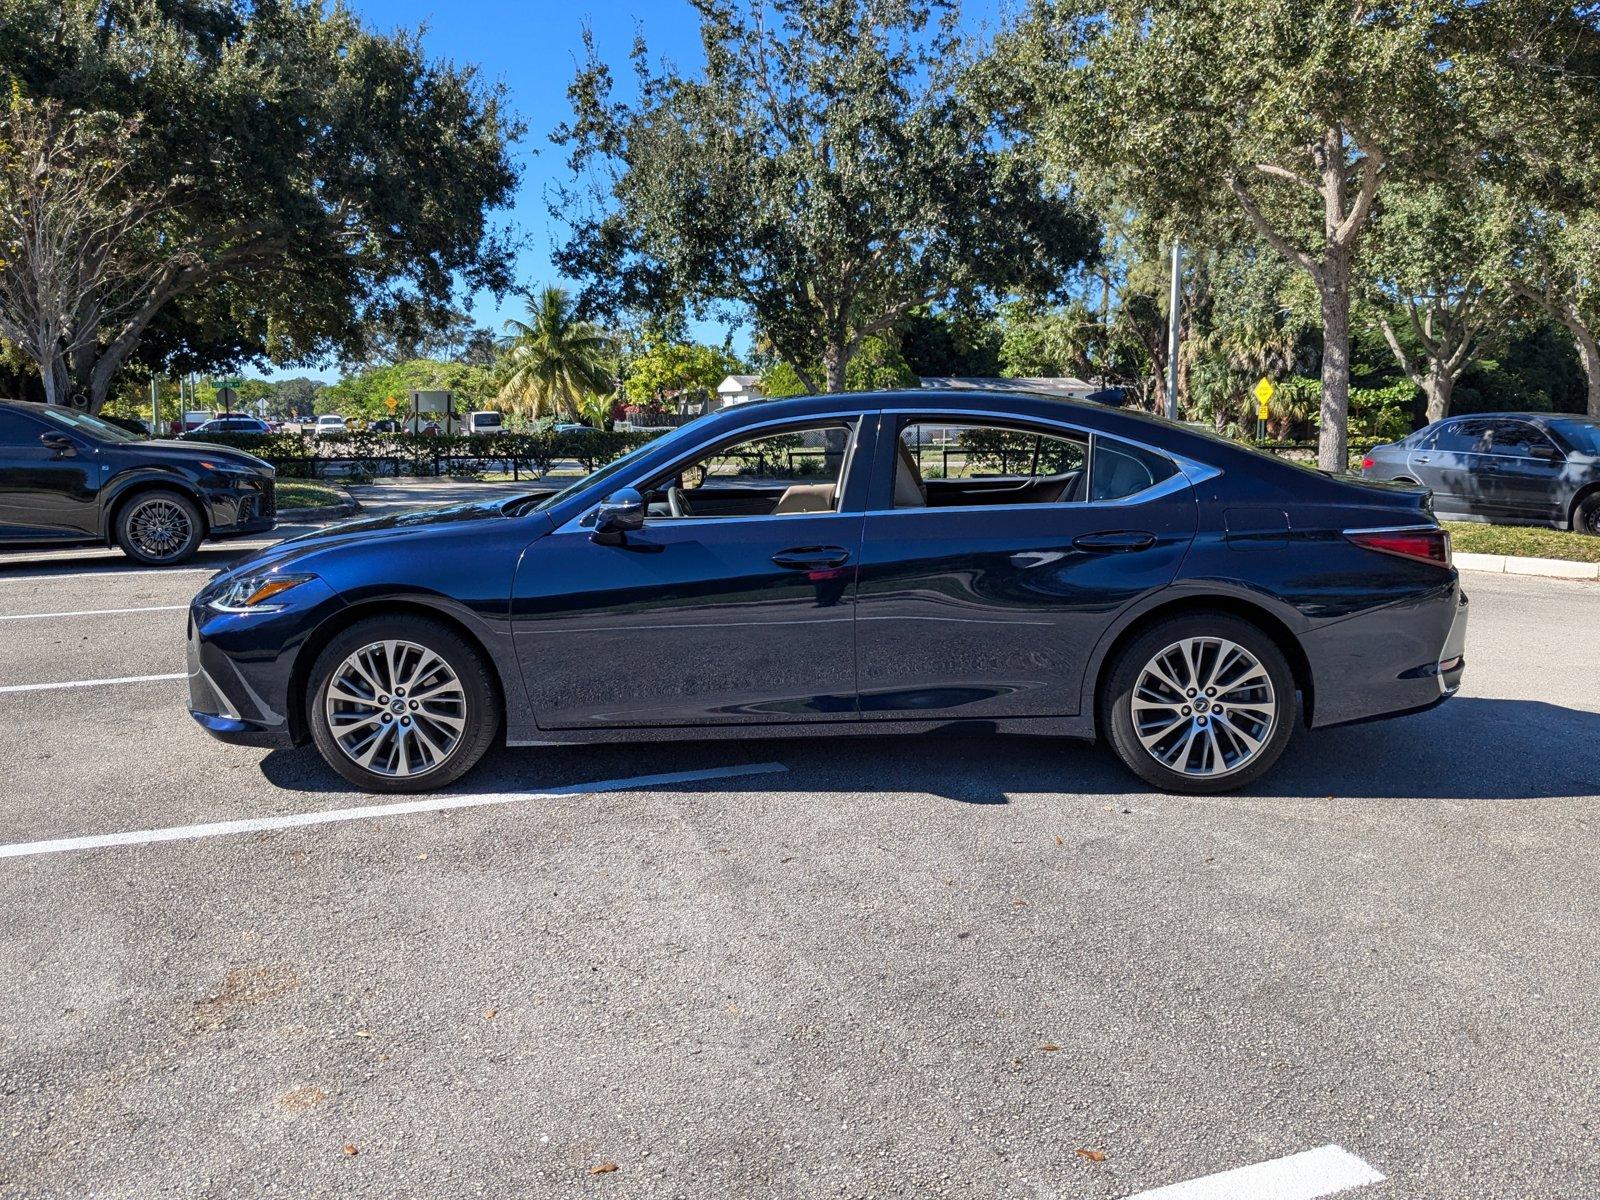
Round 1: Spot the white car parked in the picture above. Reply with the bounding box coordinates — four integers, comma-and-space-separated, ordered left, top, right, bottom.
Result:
315, 414, 348, 438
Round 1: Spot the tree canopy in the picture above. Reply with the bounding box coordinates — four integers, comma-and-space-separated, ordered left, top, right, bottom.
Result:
553, 0, 1097, 394
0, 0, 520, 409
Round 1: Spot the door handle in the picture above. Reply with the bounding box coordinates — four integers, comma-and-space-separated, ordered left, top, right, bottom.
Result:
772, 545, 851, 570
1073, 531, 1157, 553
1413, 455, 1432, 463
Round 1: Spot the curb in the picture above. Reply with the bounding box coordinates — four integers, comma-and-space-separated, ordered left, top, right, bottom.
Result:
279, 496, 361, 524
1455, 551, 1600, 581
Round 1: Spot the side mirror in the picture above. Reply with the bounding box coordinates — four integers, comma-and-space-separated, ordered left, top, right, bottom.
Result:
40, 432, 76, 458
1530, 444, 1561, 462
591, 487, 645, 545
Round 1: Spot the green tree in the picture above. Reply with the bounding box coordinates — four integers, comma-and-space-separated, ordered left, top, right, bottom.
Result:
553, 0, 1096, 394
623, 338, 742, 411
998, 0, 1587, 469
0, 0, 519, 410
494, 286, 615, 421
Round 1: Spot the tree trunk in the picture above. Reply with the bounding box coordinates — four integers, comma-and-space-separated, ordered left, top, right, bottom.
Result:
1570, 322, 1600, 420
1317, 265, 1352, 472
1423, 365, 1453, 425
822, 342, 848, 393
41, 353, 71, 407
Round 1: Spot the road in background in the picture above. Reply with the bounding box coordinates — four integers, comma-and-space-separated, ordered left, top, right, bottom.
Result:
0, 545, 1595, 1198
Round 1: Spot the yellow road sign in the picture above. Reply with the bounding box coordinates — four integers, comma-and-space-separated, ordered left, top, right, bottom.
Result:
1254, 377, 1274, 421
385, 394, 399, 412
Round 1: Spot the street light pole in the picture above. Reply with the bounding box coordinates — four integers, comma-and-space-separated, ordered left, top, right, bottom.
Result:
1165, 240, 1182, 422
150, 376, 158, 436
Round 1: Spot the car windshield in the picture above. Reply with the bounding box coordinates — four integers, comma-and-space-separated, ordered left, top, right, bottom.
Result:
532, 419, 706, 512
37, 405, 144, 443
1549, 418, 1600, 456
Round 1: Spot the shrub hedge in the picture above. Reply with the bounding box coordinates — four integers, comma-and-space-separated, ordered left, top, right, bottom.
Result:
184, 428, 666, 478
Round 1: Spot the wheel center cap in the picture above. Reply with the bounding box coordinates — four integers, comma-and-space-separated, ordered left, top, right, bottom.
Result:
390, 700, 407, 714
1193, 697, 1210, 713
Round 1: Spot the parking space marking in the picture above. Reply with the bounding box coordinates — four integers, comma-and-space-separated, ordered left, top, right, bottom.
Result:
0, 762, 789, 860
1123, 1144, 1384, 1200
0, 604, 187, 622
0, 673, 186, 695
0, 566, 215, 582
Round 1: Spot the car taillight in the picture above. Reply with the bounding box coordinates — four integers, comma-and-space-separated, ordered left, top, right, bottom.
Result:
1360, 456, 1375, 471
1345, 526, 1451, 566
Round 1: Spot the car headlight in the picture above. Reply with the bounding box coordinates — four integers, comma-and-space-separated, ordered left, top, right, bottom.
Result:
206, 572, 317, 613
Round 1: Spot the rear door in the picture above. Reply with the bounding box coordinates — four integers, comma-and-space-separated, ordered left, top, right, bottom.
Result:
1410, 419, 1487, 517
854, 413, 1197, 720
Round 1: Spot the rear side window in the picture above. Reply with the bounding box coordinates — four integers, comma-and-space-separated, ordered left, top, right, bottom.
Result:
1089, 437, 1179, 501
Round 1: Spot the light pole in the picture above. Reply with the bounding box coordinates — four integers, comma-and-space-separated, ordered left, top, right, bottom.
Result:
1165, 240, 1182, 421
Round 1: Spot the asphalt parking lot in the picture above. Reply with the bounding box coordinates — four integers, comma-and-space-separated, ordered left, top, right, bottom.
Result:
0, 515, 1597, 1199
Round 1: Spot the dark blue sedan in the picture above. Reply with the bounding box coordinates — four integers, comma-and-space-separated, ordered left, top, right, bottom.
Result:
187, 390, 1468, 794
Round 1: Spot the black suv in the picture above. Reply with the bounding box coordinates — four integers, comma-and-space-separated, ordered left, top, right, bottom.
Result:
0, 400, 276, 565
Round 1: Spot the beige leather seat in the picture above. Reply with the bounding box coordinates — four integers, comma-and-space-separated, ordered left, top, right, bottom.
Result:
894, 439, 928, 507
772, 483, 837, 514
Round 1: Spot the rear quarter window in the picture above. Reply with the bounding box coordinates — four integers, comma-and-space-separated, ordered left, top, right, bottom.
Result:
1090, 438, 1179, 501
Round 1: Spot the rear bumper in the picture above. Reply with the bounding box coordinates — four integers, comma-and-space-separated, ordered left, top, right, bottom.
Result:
1306, 578, 1468, 729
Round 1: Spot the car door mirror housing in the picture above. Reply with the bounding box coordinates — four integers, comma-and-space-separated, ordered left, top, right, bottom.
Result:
40, 432, 76, 457
591, 487, 645, 544
1530, 444, 1561, 462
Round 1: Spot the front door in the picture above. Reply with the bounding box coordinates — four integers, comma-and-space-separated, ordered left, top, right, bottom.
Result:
512, 415, 873, 729
0, 408, 101, 543
855, 416, 1197, 720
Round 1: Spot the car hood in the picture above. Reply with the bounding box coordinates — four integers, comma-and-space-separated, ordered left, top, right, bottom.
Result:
136, 439, 274, 473
212, 495, 554, 580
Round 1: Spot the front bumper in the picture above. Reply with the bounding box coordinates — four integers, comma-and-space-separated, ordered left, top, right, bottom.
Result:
185, 576, 343, 748
201, 475, 277, 539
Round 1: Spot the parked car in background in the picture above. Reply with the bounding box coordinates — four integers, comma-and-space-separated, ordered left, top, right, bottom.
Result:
0, 399, 275, 565
369, 418, 402, 434
315, 414, 349, 438
182, 410, 212, 432
553, 421, 596, 435
1363, 413, 1600, 534
188, 415, 270, 437
466, 411, 504, 435
187, 389, 1467, 796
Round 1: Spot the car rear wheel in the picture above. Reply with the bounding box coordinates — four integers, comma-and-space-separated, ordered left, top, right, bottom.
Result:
1103, 613, 1297, 794
115, 490, 203, 565
307, 616, 499, 793
1574, 493, 1600, 536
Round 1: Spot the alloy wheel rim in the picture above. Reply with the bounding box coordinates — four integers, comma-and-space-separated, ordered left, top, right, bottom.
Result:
324, 640, 467, 778
129, 498, 192, 559
1131, 636, 1277, 778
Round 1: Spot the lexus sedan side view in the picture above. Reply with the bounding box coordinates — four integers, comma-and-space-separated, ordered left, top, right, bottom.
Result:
188, 390, 1469, 795
1362, 412, 1600, 534
0, 400, 277, 565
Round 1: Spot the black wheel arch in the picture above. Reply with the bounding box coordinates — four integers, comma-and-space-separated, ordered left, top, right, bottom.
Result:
1569, 482, 1600, 531
287, 598, 508, 745
1082, 590, 1316, 735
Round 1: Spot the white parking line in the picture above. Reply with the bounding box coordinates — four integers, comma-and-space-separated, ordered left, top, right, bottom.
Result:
0, 566, 215, 582
0, 673, 186, 695
0, 605, 187, 622
1124, 1144, 1384, 1200
0, 762, 789, 860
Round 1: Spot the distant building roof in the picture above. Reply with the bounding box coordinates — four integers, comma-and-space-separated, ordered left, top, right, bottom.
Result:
718, 374, 764, 392
918, 376, 1098, 398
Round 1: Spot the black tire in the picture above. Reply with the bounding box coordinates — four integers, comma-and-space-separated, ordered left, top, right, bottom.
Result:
306, 615, 500, 793
1101, 612, 1297, 795
115, 489, 203, 566
1574, 493, 1600, 537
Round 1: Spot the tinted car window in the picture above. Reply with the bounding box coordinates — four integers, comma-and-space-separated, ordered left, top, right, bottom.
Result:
1090, 437, 1179, 501
0, 408, 47, 447
1548, 419, 1600, 456
1487, 420, 1560, 457
36, 405, 143, 443
1428, 420, 1491, 454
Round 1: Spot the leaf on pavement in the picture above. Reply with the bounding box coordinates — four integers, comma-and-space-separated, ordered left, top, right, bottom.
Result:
1039, 1043, 1061, 1052
1076, 1148, 1106, 1162
589, 1162, 619, 1174
342, 1144, 360, 1156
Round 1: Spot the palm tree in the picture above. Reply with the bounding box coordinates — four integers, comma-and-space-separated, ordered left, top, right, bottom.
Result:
494, 286, 614, 421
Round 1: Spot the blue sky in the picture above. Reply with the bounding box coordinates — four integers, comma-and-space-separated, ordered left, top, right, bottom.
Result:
306, 0, 1009, 376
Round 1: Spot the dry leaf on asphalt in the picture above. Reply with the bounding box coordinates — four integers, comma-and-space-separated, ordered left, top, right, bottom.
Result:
342, 1144, 359, 1156
483, 1008, 497, 1020
589, 1162, 618, 1174
1076, 1148, 1106, 1162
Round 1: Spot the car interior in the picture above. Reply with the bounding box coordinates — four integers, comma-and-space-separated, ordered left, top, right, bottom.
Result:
641, 421, 857, 519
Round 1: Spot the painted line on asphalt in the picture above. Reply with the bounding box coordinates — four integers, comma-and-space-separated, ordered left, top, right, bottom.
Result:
0, 673, 186, 695
1123, 1144, 1384, 1200
0, 762, 790, 860
0, 604, 186, 622
0, 565, 215, 582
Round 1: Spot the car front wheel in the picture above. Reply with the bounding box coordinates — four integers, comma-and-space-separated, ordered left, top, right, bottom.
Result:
1103, 613, 1297, 794
1574, 492, 1600, 536
307, 616, 500, 793
116, 490, 203, 565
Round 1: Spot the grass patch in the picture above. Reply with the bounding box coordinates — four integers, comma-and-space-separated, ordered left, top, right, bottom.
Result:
276, 480, 347, 510
1444, 521, 1600, 564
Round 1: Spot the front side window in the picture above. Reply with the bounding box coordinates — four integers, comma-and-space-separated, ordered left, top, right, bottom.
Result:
893, 420, 1088, 508
642, 420, 858, 520
0, 408, 46, 448
36, 405, 142, 443
1488, 420, 1561, 458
